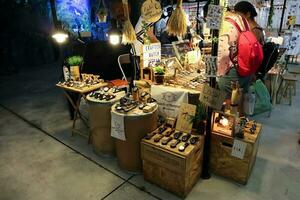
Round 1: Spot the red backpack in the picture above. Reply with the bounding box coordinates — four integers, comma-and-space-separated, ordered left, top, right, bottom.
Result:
225, 16, 264, 77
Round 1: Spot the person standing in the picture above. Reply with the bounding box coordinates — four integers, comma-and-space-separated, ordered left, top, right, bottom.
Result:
234, 1, 264, 45
217, 1, 263, 97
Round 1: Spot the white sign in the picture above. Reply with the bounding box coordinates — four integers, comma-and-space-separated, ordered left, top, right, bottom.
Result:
286, 31, 300, 56
207, 5, 223, 30
231, 139, 247, 159
142, 42, 161, 68
111, 112, 126, 141
151, 85, 188, 119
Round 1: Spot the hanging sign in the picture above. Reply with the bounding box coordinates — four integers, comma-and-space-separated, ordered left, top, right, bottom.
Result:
142, 42, 161, 67
206, 5, 224, 30
199, 85, 226, 110
141, 0, 162, 23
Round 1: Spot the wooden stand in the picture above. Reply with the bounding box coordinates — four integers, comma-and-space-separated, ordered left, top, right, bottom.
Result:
141, 130, 204, 197
56, 82, 107, 142
210, 122, 262, 184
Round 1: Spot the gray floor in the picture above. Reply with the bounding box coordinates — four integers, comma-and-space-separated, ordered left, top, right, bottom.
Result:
0, 63, 299, 200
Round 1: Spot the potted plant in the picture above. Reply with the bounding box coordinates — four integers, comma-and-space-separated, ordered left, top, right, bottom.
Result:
191, 103, 207, 135
66, 56, 84, 81
97, 8, 107, 23
153, 66, 165, 84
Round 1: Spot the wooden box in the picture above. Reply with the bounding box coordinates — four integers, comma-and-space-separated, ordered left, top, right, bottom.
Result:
141, 127, 204, 197
210, 122, 262, 184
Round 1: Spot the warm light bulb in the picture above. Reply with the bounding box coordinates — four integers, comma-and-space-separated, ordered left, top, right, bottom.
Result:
109, 34, 120, 45
52, 32, 68, 43
220, 117, 229, 127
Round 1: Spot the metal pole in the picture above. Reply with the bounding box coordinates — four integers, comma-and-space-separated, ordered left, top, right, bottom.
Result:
279, 0, 287, 34
196, 0, 200, 34
201, 0, 219, 180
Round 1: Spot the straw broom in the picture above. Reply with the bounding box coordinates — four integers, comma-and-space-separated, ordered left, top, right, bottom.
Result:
122, 0, 136, 44
166, 0, 187, 37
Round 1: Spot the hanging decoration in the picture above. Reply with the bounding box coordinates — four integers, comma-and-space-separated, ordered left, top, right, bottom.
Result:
97, 0, 108, 23
122, 0, 137, 44
166, 0, 187, 37
141, 0, 162, 23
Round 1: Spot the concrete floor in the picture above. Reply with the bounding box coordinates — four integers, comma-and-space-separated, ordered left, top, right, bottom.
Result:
0, 63, 299, 200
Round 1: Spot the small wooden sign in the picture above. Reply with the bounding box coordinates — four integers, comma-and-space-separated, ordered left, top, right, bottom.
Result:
199, 85, 226, 110
175, 103, 196, 133
141, 0, 162, 23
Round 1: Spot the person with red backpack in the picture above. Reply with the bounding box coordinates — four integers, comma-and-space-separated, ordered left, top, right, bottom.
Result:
217, 2, 263, 98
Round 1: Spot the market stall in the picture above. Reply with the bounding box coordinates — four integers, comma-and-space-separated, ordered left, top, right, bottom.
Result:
53, 0, 276, 198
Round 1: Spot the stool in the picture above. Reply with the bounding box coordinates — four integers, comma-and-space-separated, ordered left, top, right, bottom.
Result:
278, 74, 297, 105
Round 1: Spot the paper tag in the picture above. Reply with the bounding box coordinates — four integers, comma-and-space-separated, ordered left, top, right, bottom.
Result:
231, 139, 247, 159
111, 112, 126, 141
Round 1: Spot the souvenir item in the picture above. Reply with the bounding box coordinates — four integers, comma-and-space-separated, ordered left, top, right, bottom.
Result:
178, 142, 189, 152
170, 139, 181, 148
161, 137, 173, 145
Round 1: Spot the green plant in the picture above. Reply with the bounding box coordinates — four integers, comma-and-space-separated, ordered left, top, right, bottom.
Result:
67, 56, 84, 66
191, 103, 207, 124
154, 66, 165, 75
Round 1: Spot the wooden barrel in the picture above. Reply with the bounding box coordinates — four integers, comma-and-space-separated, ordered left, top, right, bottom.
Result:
112, 105, 158, 172
87, 91, 125, 156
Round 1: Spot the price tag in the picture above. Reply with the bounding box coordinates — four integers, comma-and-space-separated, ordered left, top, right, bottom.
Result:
231, 139, 247, 159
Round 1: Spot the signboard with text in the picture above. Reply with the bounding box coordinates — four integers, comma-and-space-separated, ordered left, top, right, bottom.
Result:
142, 42, 161, 68
199, 85, 226, 110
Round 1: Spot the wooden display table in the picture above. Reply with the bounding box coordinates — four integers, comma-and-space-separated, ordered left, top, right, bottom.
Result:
56, 82, 107, 142
86, 91, 125, 156
111, 104, 158, 172
141, 128, 204, 197
210, 122, 262, 184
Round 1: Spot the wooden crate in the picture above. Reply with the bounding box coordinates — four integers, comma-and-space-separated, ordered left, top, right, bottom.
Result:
141, 129, 204, 197
210, 122, 262, 184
